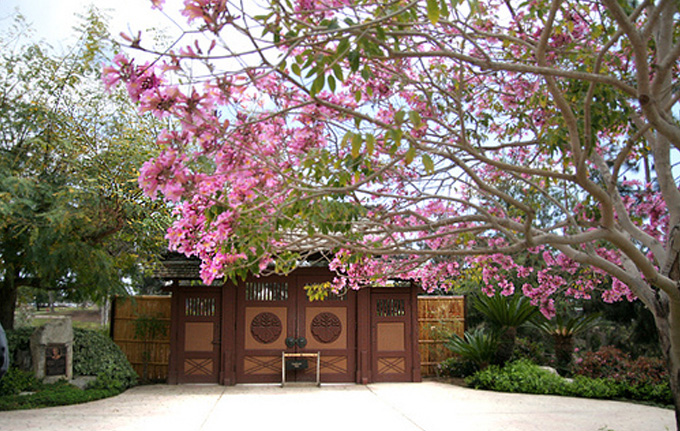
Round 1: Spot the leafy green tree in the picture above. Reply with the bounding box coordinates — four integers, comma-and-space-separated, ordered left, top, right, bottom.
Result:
0, 10, 170, 329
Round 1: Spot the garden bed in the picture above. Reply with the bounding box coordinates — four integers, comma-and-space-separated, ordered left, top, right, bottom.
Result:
1, 327, 137, 411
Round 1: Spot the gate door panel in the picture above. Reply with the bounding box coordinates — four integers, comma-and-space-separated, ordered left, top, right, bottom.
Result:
237, 277, 294, 383
177, 288, 221, 383
297, 275, 356, 383
236, 272, 356, 384
371, 293, 412, 382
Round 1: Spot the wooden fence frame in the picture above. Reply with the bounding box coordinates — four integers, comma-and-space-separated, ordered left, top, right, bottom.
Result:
111, 294, 465, 381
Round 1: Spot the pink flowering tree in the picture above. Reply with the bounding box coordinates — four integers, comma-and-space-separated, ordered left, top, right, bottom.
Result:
108, 0, 680, 423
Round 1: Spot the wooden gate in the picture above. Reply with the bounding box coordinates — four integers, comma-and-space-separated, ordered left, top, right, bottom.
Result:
172, 287, 222, 383
298, 274, 356, 383
371, 290, 414, 382
235, 271, 356, 383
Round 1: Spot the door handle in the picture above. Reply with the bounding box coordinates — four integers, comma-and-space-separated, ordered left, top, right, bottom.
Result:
285, 336, 307, 348
285, 337, 296, 348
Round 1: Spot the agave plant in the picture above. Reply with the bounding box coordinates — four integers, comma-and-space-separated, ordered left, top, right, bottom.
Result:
472, 293, 540, 365
445, 328, 499, 371
532, 313, 602, 373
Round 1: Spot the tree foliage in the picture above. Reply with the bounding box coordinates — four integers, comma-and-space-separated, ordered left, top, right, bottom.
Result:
0, 9, 170, 329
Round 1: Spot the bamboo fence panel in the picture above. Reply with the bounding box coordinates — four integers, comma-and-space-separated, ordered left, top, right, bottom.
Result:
111, 295, 172, 382
418, 296, 465, 377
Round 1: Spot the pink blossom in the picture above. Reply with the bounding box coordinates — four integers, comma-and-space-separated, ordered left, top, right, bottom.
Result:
102, 54, 135, 91
106, 0, 665, 328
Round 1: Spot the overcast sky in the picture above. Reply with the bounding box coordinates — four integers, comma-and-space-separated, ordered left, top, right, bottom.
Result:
0, 0, 183, 50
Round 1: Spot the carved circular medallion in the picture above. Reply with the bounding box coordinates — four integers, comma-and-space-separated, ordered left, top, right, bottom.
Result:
250, 312, 282, 344
310, 312, 342, 344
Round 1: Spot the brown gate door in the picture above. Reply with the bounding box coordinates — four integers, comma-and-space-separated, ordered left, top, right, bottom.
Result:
236, 275, 293, 383
177, 288, 221, 383
236, 271, 356, 383
371, 292, 413, 382
297, 275, 356, 383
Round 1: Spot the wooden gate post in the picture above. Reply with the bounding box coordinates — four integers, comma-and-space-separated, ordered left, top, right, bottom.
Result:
221, 284, 237, 385
168, 286, 180, 384
356, 288, 371, 384
410, 283, 422, 382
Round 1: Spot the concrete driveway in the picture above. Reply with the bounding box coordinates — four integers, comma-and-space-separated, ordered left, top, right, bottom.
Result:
0, 381, 674, 431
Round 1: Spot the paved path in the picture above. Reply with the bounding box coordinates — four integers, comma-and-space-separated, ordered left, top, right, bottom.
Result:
0, 382, 674, 431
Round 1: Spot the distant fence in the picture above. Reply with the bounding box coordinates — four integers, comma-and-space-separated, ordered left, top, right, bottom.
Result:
418, 296, 466, 377
111, 294, 465, 382
111, 295, 172, 382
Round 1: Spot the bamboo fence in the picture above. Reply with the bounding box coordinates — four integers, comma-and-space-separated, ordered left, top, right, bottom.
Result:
418, 296, 466, 377
111, 295, 172, 382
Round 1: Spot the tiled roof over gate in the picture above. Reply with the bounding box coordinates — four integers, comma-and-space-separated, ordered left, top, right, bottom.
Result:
155, 255, 202, 280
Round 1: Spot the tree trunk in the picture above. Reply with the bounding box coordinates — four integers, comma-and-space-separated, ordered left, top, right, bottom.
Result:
0, 281, 18, 330
659, 325, 680, 431
48, 291, 55, 313
493, 327, 516, 366
100, 297, 110, 327
673, 356, 680, 431
553, 334, 574, 375
650, 294, 680, 431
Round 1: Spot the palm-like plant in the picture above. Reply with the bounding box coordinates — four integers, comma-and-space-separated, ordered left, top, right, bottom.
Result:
532, 313, 602, 373
445, 328, 499, 371
473, 293, 539, 365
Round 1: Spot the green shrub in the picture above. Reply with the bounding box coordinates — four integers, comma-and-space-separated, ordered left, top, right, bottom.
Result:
0, 328, 137, 395
1, 327, 137, 407
623, 381, 672, 405
466, 359, 568, 395
437, 356, 478, 378
573, 346, 630, 380
565, 376, 619, 399
465, 359, 671, 404
573, 346, 671, 405
6, 327, 34, 370
627, 356, 668, 386
6, 327, 33, 354
511, 336, 549, 365
72, 328, 138, 390
445, 328, 499, 370
0, 380, 118, 411
0, 368, 42, 396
